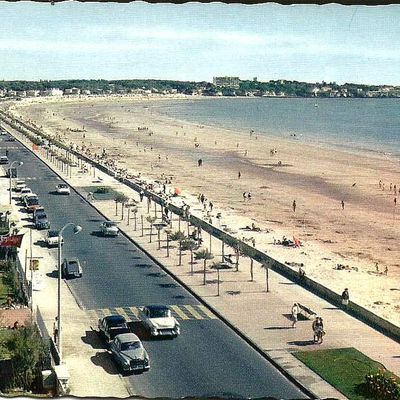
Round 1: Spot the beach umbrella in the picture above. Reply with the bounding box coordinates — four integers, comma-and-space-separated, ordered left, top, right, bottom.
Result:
174, 188, 182, 195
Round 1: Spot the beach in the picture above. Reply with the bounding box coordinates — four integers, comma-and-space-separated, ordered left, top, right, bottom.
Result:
6, 95, 400, 326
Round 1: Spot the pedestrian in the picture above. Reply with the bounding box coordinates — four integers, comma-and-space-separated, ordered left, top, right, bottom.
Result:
341, 288, 349, 308
292, 200, 296, 212
379, 180, 382, 188
198, 159, 203, 167
394, 184, 397, 195
312, 317, 325, 344
291, 303, 299, 328
139, 190, 144, 202
200, 194, 205, 204
390, 183, 393, 191
209, 202, 214, 212
384, 266, 388, 275
238, 171, 241, 179
53, 317, 58, 344
243, 192, 247, 201
395, 197, 397, 206
247, 192, 252, 200
375, 262, 379, 273
341, 200, 345, 210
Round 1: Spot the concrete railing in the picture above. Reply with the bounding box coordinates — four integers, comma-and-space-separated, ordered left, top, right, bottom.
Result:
3, 109, 400, 344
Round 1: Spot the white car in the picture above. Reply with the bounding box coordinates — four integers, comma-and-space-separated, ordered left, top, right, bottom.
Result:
14, 180, 26, 192
139, 305, 180, 338
56, 183, 70, 195
45, 230, 64, 247
100, 221, 119, 237
19, 187, 32, 201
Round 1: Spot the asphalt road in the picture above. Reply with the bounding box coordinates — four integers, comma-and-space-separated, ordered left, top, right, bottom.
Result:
1, 133, 309, 399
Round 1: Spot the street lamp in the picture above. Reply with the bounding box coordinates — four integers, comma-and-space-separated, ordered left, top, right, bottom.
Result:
57, 223, 82, 363
9, 161, 23, 204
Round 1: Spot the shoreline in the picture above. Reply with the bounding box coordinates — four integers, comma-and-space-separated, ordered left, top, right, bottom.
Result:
6, 95, 400, 327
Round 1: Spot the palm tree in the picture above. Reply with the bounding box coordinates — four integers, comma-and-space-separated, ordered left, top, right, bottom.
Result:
114, 193, 128, 217
194, 249, 214, 285
180, 238, 198, 274
241, 243, 257, 282
169, 231, 186, 265
146, 216, 157, 243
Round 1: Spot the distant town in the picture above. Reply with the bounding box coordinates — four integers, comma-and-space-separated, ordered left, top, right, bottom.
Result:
1, 76, 400, 99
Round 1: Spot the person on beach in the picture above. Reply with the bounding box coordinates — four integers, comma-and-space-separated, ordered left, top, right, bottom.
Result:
200, 194, 205, 204
243, 192, 247, 201
238, 171, 241, 179
139, 190, 144, 202
312, 317, 325, 343
395, 197, 397, 206
292, 200, 296, 212
341, 200, 345, 210
209, 202, 214, 212
198, 159, 203, 167
341, 288, 350, 308
379, 180, 382, 188
375, 262, 379, 273
291, 303, 299, 328
384, 266, 388, 275
394, 184, 397, 195
247, 192, 252, 200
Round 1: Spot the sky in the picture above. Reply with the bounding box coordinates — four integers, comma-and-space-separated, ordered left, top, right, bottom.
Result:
0, 2, 400, 85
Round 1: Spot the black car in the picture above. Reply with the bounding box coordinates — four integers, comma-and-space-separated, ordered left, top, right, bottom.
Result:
61, 258, 82, 279
98, 315, 130, 343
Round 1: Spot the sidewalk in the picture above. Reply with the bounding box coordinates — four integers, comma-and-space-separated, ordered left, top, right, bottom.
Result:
5, 123, 400, 399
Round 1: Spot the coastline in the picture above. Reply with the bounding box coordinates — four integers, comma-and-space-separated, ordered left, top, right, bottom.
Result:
7, 95, 400, 327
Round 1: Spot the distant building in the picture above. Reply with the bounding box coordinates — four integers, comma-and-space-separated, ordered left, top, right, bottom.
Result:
26, 90, 40, 97
43, 88, 63, 96
81, 89, 91, 95
213, 76, 240, 89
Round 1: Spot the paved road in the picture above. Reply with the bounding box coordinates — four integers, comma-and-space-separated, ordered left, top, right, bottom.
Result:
1, 134, 308, 399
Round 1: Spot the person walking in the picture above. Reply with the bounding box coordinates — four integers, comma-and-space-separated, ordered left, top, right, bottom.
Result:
53, 317, 59, 344
341, 200, 345, 210
291, 303, 299, 328
312, 317, 324, 343
238, 171, 241, 179
139, 190, 144, 202
292, 200, 296, 212
341, 288, 350, 308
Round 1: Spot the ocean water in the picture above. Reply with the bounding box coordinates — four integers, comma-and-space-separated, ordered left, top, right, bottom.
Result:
151, 97, 400, 159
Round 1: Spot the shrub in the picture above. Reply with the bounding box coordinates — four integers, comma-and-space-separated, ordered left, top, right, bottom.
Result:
95, 186, 110, 194
364, 370, 400, 400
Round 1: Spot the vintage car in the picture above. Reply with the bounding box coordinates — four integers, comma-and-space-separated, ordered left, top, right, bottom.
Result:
24, 195, 41, 213
33, 209, 50, 230
0, 156, 9, 164
139, 305, 180, 338
61, 258, 83, 279
56, 183, 70, 195
110, 333, 150, 374
99, 221, 119, 237
19, 187, 32, 201
45, 230, 64, 247
98, 315, 130, 343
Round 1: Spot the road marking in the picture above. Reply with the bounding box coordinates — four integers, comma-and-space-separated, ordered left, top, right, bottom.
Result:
196, 304, 217, 319
183, 305, 203, 319
170, 305, 190, 320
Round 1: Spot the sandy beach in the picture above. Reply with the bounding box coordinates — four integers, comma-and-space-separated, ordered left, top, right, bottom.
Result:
5, 95, 400, 326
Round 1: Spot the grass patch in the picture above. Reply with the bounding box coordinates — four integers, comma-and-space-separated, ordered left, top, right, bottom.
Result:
81, 186, 121, 201
293, 347, 389, 400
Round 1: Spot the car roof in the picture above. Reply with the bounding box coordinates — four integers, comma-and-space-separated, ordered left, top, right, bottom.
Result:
116, 333, 140, 343
48, 230, 59, 236
145, 305, 170, 312
104, 315, 126, 323
58, 183, 68, 187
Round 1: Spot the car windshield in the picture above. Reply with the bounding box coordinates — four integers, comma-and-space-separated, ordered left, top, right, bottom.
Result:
48, 231, 59, 238
148, 308, 171, 318
37, 214, 47, 220
121, 341, 141, 351
105, 222, 116, 227
67, 261, 79, 272
58, 184, 67, 188
28, 198, 39, 205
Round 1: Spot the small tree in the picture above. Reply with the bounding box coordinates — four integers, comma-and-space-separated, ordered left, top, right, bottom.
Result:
114, 193, 128, 216
180, 239, 198, 274
169, 231, 186, 265
241, 240, 257, 282
131, 206, 138, 230
195, 249, 214, 285
146, 216, 157, 243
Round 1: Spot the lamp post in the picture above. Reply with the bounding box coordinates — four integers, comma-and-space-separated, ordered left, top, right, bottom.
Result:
57, 223, 82, 363
9, 161, 23, 204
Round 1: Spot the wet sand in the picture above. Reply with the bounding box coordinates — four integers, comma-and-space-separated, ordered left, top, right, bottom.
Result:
7, 96, 400, 326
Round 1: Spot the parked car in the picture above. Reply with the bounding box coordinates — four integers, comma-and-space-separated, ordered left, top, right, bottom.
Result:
56, 183, 70, 195
0, 130, 7, 136
6, 167, 17, 178
110, 333, 150, 374
100, 221, 119, 237
19, 187, 32, 201
98, 315, 130, 343
34, 209, 50, 230
139, 305, 180, 338
14, 180, 26, 192
5, 137, 15, 142
0, 156, 9, 164
61, 258, 82, 279
45, 230, 64, 247
25, 195, 40, 213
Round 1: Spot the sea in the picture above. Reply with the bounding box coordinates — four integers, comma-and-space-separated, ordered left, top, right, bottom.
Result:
150, 97, 400, 160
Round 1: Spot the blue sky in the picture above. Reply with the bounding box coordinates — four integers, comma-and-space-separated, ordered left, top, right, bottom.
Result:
0, 2, 399, 85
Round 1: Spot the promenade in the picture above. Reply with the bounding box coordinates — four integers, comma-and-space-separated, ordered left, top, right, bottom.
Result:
3, 121, 400, 399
